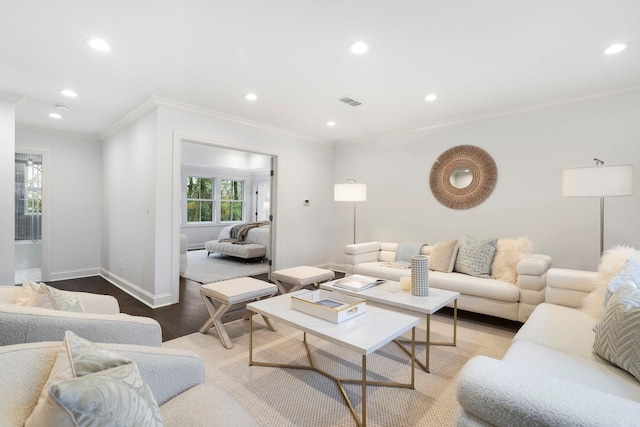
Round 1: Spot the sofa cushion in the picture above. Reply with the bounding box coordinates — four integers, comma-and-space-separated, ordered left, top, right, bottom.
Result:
593, 282, 640, 382
503, 340, 640, 403
490, 237, 532, 284
429, 239, 459, 273
513, 303, 596, 359
454, 236, 497, 278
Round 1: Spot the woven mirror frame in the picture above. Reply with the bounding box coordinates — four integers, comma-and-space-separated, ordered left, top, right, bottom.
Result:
429, 145, 497, 210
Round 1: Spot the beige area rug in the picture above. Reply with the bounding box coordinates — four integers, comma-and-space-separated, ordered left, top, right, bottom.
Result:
164, 313, 516, 426
181, 250, 268, 284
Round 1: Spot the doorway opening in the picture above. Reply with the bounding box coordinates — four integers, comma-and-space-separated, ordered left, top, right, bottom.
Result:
15, 152, 43, 284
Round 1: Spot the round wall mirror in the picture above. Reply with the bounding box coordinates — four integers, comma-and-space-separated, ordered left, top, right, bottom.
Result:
429, 145, 497, 209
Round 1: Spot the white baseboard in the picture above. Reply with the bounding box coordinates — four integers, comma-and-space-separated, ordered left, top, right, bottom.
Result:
100, 268, 173, 308
47, 268, 101, 282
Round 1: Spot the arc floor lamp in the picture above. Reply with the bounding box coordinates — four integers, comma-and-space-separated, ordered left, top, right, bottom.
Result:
334, 179, 367, 244
561, 159, 633, 255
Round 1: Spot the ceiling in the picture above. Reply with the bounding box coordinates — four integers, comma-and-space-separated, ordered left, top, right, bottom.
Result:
2, 0, 639, 144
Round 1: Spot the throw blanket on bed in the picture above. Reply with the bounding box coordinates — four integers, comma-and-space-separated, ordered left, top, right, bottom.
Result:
394, 242, 427, 267
219, 221, 269, 244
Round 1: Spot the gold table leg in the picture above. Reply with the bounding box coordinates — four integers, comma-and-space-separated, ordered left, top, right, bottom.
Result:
395, 299, 458, 373
249, 324, 416, 426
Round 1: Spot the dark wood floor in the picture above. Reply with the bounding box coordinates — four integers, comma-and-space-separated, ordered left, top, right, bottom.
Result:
48, 274, 521, 342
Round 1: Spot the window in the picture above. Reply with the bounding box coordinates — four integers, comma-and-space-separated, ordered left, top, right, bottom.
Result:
186, 177, 213, 223
220, 179, 244, 222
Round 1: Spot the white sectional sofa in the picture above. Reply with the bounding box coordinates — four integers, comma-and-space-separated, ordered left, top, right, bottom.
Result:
455, 261, 640, 426
205, 222, 269, 260
345, 241, 552, 322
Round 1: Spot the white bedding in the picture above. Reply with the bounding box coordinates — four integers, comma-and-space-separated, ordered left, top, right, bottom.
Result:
218, 224, 270, 257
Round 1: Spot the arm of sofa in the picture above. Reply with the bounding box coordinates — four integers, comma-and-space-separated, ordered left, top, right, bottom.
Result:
107, 344, 205, 406
544, 268, 597, 308
344, 241, 382, 274
75, 291, 120, 314
516, 254, 552, 322
0, 304, 162, 347
456, 356, 640, 427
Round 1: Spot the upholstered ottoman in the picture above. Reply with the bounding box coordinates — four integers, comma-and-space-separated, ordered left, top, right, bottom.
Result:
271, 266, 335, 294
199, 278, 277, 348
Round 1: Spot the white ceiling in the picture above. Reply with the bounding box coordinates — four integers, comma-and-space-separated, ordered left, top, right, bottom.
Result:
2, 0, 639, 144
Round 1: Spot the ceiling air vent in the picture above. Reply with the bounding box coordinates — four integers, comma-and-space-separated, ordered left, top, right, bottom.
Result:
337, 96, 362, 107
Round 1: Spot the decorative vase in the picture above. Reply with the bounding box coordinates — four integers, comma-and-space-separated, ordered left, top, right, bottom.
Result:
411, 255, 429, 296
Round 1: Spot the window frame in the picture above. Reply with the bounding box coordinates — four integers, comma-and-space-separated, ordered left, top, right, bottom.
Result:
185, 175, 215, 224
219, 178, 245, 223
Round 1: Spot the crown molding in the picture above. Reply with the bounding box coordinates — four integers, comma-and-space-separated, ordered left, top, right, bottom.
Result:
338, 84, 640, 146
99, 97, 158, 140
101, 95, 331, 146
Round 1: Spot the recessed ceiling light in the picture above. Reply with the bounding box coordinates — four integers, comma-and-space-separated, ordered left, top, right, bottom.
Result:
86, 38, 110, 52
348, 41, 369, 55
244, 93, 258, 101
326, 121, 336, 127
604, 43, 627, 55
49, 113, 62, 119
60, 89, 77, 98
425, 93, 438, 102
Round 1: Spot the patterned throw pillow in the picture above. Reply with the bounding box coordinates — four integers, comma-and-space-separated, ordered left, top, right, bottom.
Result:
593, 282, 640, 381
16, 282, 85, 313
604, 258, 640, 307
454, 236, 497, 278
26, 331, 163, 427
429, 239, 460, 273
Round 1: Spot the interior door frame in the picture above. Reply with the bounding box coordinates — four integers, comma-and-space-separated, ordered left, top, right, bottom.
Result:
171, 131, 278, 303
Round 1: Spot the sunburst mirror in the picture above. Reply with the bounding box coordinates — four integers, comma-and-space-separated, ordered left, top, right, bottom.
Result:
429, 145, 497, 209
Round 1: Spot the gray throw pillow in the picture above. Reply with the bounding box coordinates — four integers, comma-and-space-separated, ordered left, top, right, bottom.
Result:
454, 237, 497, 278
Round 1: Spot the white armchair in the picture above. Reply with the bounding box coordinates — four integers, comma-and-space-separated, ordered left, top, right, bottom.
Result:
0, 341, 258, 427
0, 286, 162, 347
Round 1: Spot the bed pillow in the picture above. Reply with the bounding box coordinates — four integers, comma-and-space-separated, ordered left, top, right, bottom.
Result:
593, 281, 640, 381
429, 239, 460, 273
26, 331, 162, 427
454, 236, 497, 278
490, 237, 533, 284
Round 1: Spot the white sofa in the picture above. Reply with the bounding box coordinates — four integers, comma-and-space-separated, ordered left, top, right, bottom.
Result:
0, 341, 258, 427
0, 286, 162, 346
455, 267, 640, 426
345, 241, 552, 322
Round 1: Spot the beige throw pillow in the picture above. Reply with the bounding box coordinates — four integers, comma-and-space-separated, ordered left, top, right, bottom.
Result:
15, 281, 85, 313
593, 281, 640, 381
490, 237, 533, 284
429, 240, 459, 273
26, 331, 163, 427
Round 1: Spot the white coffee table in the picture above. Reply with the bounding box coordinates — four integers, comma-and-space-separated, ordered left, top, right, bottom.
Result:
321, 280, 459, 373
246, 291, 419, 427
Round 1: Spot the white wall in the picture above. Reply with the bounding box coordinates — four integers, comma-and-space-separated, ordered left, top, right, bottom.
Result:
102, 111, 161, 305
0, 101, 16, 284
16, 128, 102, 280
332, 90, 640, 271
